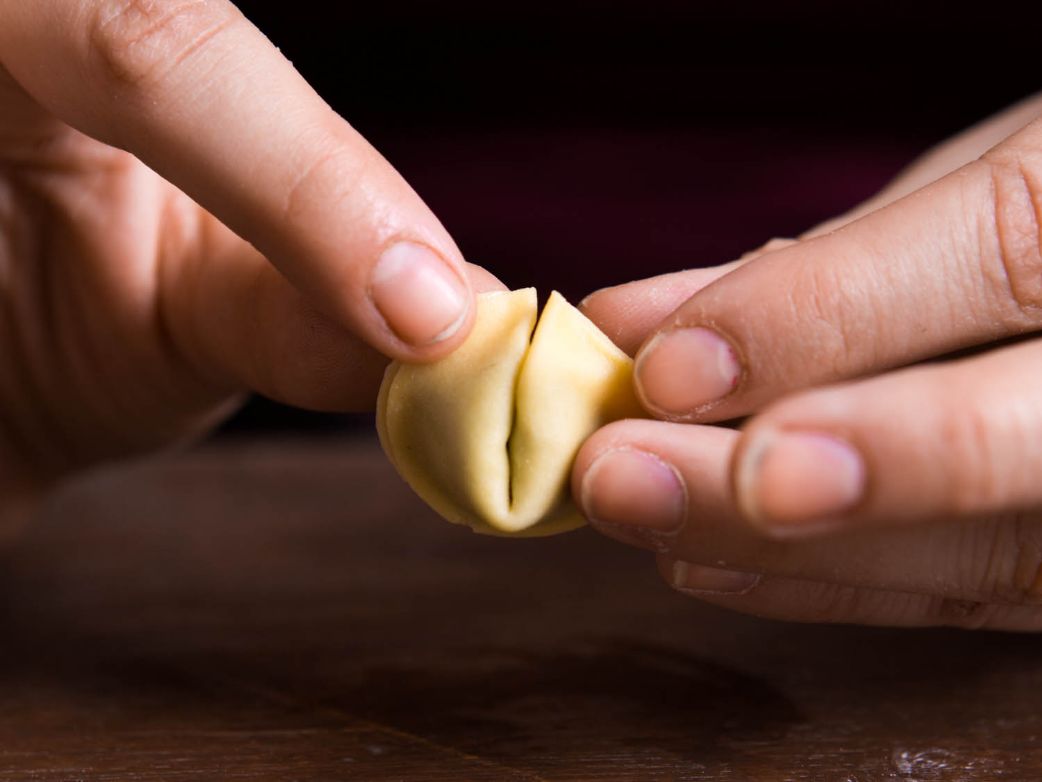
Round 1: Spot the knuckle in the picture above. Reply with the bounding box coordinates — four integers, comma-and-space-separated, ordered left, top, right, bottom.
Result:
87, 0, 236, 92
935, 383, 1042, 519
788, 262, 869, 380
1010, 516, 1042, 604
792, 581, 861, 623
963, 515, 1042, 606
937, 397, 1004, 516
980, 144, 1042, 315
281, 142, 369, 226
793, 582, 921, 625
933, 597, 997, 630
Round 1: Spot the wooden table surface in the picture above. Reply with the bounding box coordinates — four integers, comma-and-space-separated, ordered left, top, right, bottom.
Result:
2, 435, 1040, 780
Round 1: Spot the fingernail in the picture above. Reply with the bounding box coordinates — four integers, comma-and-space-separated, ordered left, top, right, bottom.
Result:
581, 447, 686, 551
738, 431, 866, 535
635, 328, 741, 416
371, 241, 469, 346
672, 561, 761, 596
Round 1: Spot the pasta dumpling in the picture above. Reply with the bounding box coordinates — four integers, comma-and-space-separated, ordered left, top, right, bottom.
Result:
376, 288, 644, 536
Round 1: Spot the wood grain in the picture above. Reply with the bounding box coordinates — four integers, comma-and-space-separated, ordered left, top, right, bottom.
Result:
0, 436, 1038, 780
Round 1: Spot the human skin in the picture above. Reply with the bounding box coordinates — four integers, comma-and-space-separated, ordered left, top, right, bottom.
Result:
576, 93, 1042, 630
0, 0, 503, 533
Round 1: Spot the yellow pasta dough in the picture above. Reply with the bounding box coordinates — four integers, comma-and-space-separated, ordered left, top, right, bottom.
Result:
376, 288, 644, 536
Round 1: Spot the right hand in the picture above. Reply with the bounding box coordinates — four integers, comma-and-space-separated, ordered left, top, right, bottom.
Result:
576, 93, 1042, 630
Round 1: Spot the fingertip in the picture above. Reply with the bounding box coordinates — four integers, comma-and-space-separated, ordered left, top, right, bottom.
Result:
463, 262, 509, 295
633, 326, 743, 420
577, 283, 644, 356
577, 281, 621, 316
578, 268, 734, 357
578, 445, 687, 552
572, 419, 659, 532
732, 427, 867, 538
369, 258, 509, 363
572, 418, 647, 489
369, 240, 472, 345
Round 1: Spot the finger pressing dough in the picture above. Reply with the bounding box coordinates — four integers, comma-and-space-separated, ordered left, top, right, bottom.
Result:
376, 288, 644, 537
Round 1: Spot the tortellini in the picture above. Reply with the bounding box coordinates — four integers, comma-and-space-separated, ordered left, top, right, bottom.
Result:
376, 288, 644, 536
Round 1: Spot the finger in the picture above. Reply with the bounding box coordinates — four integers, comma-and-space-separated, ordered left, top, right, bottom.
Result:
164, 216, 505, 411
730, 337, 1042, 538
0, 66, 58, 144
581, 95, 1042, 361
0, 0, 475, 361
573, 419, 1042, 607
657, 559, 1042, 631
578, 259, 758, 356
631, 118, 1042, 422
805, 92, 1042, 238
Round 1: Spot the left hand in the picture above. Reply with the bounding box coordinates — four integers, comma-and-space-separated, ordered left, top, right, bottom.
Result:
0, 0, 505, 535
573, 94, 1042, 630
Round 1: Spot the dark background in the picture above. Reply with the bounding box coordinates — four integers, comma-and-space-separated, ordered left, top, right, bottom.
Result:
221, 0, 1040, 433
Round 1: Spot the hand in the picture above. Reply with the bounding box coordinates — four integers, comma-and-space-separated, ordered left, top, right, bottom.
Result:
574, 93, 1042, 630
0, 0, 502, 529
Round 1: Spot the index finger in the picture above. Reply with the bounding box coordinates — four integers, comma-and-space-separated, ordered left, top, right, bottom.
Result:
0, 0, 474, 361
632, 117, 1042, 422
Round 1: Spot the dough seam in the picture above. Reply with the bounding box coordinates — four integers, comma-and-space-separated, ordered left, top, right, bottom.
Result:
505, 307, 539, 511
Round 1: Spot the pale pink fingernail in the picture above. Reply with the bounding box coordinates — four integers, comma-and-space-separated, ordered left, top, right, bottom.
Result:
371, 241, 469, 346
581, 447, 686, 551
635, 327, 741, 416
672, 561, 761, 596
738, 431, 866, 535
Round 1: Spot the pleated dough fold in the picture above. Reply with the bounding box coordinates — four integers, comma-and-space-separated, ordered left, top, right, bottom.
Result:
377, 288, 644, 536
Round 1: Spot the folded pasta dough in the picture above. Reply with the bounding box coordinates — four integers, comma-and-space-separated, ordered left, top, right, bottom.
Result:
376, 288, 644, 536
